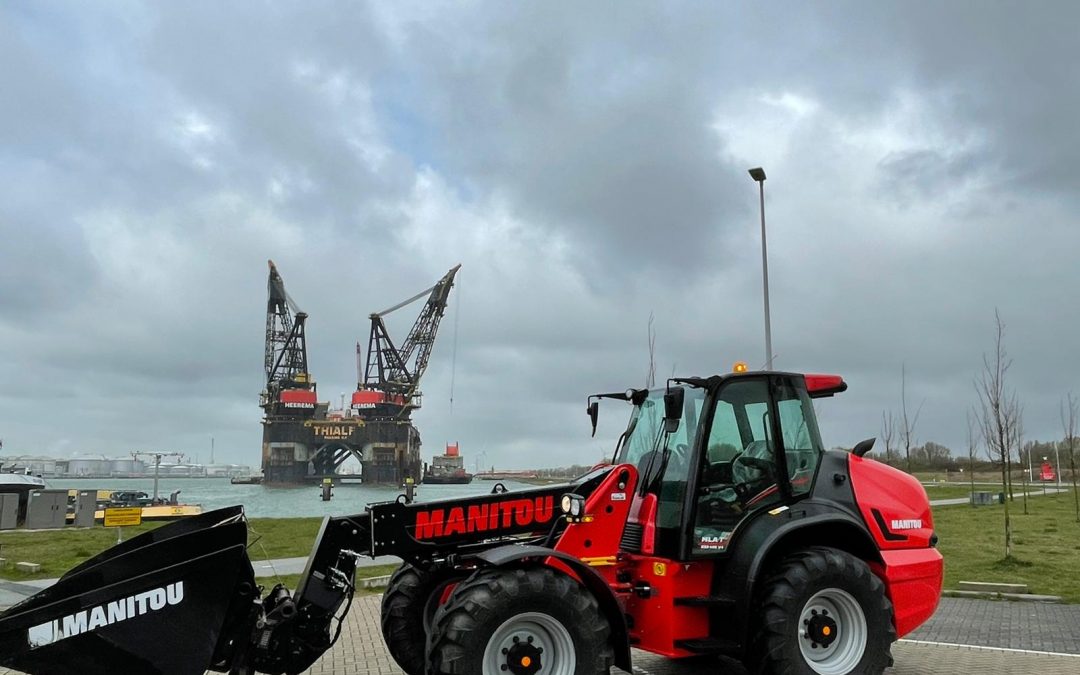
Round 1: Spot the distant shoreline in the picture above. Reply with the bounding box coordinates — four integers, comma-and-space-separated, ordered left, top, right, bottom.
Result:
41, 475, 246, 480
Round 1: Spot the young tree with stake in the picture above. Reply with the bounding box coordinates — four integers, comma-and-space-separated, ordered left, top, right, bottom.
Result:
1062, 392, 1079, 523
900, 364, 924, 474
976, 311, 1019, 558
881, 410, 897, 465
967, 411, 978, 506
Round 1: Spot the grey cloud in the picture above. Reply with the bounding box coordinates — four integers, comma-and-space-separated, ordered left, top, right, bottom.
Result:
876, 149, 987, 208
380, 5, 753, 280
3, 2, 1080, 470
860, 2, 1080, 198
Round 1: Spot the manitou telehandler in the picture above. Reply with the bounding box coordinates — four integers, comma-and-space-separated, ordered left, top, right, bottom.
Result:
0, 369, 942, 675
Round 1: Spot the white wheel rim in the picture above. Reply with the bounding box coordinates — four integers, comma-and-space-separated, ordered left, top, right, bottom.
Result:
483, 611, 576, 675
797, 588, 868, 675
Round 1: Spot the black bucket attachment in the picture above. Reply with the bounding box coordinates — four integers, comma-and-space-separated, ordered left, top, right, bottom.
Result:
0, 506, 259, 675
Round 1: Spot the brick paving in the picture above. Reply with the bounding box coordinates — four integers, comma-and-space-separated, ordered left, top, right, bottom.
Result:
299, 595, 1080, 675
3, 595, 1079, 674
907, 597, 1080, 653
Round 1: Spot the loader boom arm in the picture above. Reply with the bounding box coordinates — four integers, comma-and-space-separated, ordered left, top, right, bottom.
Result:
0, 469, 614, 675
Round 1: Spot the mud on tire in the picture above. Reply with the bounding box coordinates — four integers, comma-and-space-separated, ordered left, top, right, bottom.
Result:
380, 564, 461, 675
753, 546, 895, 675
427, 566, 614, 675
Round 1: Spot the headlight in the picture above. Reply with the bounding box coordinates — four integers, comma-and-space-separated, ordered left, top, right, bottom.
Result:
561, 493, 585, 519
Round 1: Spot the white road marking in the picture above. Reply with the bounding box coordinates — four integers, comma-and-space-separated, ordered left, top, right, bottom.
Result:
899, 639, 1080, 658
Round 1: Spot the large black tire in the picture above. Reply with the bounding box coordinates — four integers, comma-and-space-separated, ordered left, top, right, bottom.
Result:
752, 547, 895, 675
427, 566, 613, 675
381, 564, 462, 675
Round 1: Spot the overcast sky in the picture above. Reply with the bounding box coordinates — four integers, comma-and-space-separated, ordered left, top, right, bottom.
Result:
2, 2, 1079, 469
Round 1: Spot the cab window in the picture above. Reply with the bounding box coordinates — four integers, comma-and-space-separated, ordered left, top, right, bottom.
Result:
615, 387, 706, 538
775, 380, 823, 496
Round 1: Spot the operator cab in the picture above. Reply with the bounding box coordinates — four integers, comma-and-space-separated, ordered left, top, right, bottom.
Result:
611, 371, 837, 560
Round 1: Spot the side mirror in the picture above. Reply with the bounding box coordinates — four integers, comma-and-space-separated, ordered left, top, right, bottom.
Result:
587, 401, 599, 437
852, 438, 876, 457
663, 387, 684, 434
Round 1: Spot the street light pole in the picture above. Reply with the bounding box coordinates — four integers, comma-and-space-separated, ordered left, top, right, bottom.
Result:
749, 167, 773, 370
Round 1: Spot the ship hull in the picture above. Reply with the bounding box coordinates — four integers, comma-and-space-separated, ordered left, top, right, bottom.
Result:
421, 474, 473, 485
261, 408, 422, 485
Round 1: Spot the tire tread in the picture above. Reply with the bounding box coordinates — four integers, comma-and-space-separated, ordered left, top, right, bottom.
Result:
753, 546, 895, 675
427, 566, 613, 675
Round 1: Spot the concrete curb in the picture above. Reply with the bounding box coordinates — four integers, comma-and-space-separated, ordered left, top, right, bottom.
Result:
944, 589, 1063, 603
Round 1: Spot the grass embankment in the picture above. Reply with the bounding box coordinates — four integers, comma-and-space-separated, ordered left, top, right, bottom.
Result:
933, 490, 1080, 602
0, 517, 333, 582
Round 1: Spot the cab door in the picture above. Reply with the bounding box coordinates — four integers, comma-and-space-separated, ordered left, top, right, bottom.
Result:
687, 374, 823, 557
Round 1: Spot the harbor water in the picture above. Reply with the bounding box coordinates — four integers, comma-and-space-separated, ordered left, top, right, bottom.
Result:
42, 477, 541, 519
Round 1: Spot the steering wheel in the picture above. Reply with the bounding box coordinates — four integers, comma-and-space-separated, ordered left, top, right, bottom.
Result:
737, 455, 774, 474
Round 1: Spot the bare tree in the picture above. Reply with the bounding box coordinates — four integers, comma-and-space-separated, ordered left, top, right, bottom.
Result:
900, 364, 924, 473
967, 410, 978, 506
646, 312, 657, 388
1062, 392, 1079, 522
1015, 405, 1028, 515
881, 411, 896, 464
975, 310, 1019, 558
919, 442, 952, 466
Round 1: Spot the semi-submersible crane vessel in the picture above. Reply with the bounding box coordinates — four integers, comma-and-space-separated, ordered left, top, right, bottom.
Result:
260, 261, 460, 484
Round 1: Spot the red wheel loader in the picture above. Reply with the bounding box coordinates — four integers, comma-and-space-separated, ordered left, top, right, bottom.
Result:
0, 370, 942, 674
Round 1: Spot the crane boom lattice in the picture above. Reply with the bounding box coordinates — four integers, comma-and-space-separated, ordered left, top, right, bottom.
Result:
264, 260, 311, 402
362, 264, 461, 402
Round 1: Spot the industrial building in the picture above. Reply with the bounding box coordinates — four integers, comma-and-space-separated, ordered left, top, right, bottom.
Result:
0, 455, 252, 478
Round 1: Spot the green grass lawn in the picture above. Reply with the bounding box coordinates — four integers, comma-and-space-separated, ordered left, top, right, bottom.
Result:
243, 517, 325, 560
921, 483, 1057, 501
6, 492, 1080, 603
922, 485, 983, 501
933, 490, 1080, 601
0, 522, 165, 580
0, 516, 327, 581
